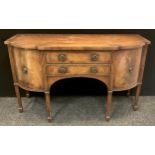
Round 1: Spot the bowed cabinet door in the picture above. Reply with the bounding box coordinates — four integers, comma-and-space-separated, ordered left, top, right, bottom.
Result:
113, 48, 143, 91
12, 47, 44, 91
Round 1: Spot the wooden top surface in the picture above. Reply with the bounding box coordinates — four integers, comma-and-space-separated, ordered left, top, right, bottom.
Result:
5, 34, 150, 50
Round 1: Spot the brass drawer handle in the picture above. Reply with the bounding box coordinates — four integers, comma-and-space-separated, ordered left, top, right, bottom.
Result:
22, 66, 28, 74
91, 54, 99, 61
90, 67, 98, 73
58, 54, 66, 62
58, 67, 68, 74
128, 67, 133, 73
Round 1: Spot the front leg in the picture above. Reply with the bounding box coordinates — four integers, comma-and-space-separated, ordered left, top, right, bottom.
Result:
14, 85, 23, 113
105, 90, 113, 121
133, 84, 141, 111
44, 92, 52, 122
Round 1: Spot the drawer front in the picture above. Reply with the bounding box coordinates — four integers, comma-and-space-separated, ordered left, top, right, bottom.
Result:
46, 64, 110, 76
46, 51, 111, 63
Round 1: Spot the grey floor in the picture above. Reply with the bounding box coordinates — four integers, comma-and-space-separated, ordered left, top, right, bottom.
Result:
0, 96, 155, 126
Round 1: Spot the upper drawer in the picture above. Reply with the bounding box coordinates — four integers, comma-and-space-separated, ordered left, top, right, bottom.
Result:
46, 51, 111, 64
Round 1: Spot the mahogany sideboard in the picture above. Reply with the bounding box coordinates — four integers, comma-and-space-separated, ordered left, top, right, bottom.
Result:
5, 34, 150, 122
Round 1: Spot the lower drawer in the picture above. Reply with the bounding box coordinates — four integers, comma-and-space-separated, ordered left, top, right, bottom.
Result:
46, 64, 110, 76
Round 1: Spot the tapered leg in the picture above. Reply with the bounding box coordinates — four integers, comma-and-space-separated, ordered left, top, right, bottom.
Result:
133, 84, 141, 111
14, 85, 23, 113
44, 92, 52, 122
25, 90, 30, 97
105, 91, 113, 121
127, 89, 131, 97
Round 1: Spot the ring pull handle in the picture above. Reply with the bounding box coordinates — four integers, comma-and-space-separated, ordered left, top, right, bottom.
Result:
58, 54, 66, 62
22, 66, 28, 74
58, 67, 68, 74
90, 67, 98, 73
91, 54, 99, 61
128, 67, 133, 73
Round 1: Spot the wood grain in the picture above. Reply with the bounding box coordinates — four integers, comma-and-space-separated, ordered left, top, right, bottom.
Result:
5, 34, 150, 122
113, 48, 142, 90
5, 34, 150, 50
46, 64, 110, 76
46, 51, 111, 63
13, 48, 44, 90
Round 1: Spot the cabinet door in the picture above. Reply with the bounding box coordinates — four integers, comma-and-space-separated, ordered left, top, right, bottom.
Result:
113, 48, 142, 90
13, 48, 44, 90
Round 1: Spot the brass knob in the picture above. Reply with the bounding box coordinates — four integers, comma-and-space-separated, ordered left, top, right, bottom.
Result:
58, 54, 66, 62
22, 66, 28, 74
58, 67, 68, 74
91, 54, 98, 61
90, 67, 98, 73
128, 67, 133, 73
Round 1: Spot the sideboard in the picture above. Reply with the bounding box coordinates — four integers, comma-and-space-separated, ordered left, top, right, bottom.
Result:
5, 34, 150, 122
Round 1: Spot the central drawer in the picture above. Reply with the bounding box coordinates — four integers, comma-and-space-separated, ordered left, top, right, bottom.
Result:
46, 64, 110, 76
46, 51, 111, 63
